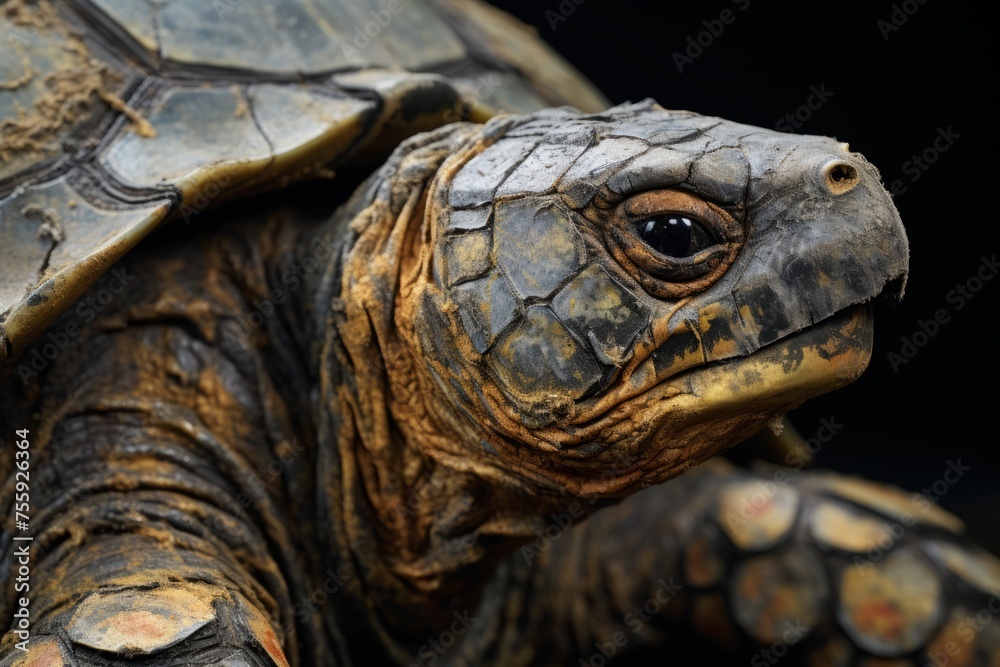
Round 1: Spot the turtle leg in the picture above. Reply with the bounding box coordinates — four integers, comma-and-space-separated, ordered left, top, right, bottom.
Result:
519, 458, 1000, 666
0, 243, 309, 664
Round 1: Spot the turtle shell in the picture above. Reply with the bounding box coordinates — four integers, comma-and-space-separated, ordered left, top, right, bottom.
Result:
0, 0, 607, 362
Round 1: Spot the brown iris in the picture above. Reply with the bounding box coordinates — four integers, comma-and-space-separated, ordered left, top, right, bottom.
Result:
602, 189, 745, 299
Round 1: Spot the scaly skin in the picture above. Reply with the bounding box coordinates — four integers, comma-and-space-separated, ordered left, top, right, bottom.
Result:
511, 459, 1000, 666
3, 104, 995, 666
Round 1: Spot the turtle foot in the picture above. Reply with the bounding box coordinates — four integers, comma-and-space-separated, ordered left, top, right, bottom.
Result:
1, 583, 290, 667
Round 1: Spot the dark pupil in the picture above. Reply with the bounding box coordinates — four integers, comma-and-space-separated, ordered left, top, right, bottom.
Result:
639, 216, 702, 258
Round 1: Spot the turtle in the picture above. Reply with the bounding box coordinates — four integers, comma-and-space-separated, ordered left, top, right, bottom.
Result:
1, 1, 999, 666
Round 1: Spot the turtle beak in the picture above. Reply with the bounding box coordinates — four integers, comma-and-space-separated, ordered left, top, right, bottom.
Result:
547, 143, 910, 494
634, 140, 908, 442
679, 143, 909, 370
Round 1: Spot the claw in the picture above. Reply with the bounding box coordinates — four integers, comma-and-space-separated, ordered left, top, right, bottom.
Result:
236, 600, 291, 667
66, 583, 218, 656
2, 637, 68, 667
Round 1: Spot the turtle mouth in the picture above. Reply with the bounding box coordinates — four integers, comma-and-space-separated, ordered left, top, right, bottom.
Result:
639, 301, 874, 433
665, 302, 875, 419
569, 300, 875, 429
655, 273, 903, 413
543, 303, 874, 495
642, 301, 873, 457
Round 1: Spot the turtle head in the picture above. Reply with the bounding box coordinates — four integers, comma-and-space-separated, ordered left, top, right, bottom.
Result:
337, 100, 907, 499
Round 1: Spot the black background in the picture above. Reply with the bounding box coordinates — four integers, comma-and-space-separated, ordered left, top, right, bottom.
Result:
490, 0, 998, 550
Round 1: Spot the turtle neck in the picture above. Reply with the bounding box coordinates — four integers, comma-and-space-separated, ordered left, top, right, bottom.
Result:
290, 123, 608, 664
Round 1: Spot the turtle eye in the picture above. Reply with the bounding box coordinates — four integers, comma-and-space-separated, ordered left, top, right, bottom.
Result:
635, 215, 716, 259
597, 188, 746, 299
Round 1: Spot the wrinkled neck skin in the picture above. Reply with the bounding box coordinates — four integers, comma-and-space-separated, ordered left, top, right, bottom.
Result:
296, 124, 600, 658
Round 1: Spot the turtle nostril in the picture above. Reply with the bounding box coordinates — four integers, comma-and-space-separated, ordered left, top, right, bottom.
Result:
823, 160, 860, 195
